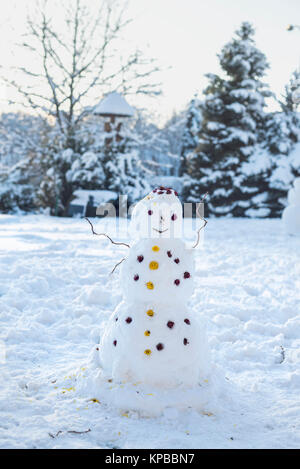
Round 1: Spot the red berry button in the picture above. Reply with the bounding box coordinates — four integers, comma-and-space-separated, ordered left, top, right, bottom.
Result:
113, 340, 117, 347
183, 338, 189, 346
148, 210, 153, 216
171, 214, 177, 221
134, 274, 139, 281
174, 258, 180, 264
156, 343, 164, 351
167, 251, 172, 258
184, 319, 191, 325
125, 317, 132, 324
174, 279, 180, 286
167, 321, 175, 329
137, 255, 144, 263
184, 271, 191, 279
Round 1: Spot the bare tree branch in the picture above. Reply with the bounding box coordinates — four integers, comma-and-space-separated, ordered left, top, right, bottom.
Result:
49, 428, 91, 439
1, 0, 161, 138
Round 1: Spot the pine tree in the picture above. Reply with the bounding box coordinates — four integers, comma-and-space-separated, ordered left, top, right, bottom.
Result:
280, 69, 300, 113
35, 118, 105, 215
184, 22, 271, 216
279, 69, 300, 180
0, 113, 46, 213
0, 159, 37, 213
266, 71, 300, 216
242, 69, 300, 218
101, 121, 149, 205
179, 97, 202, 177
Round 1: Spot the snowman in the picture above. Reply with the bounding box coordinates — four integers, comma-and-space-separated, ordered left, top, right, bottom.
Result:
282, 178, 300, 236
95, 187, 210, 389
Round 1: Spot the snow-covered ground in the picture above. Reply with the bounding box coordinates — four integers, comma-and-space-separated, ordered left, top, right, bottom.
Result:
0, 214, 299, 449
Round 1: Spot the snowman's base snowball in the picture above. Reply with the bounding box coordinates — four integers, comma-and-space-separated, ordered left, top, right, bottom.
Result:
75, 361, 224, 417
282, 205, 300, 236
98, 300, 210, 388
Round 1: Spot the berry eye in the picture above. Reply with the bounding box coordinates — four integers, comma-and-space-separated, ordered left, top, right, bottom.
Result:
171, 214, 177, 221
148, 210, 153, 216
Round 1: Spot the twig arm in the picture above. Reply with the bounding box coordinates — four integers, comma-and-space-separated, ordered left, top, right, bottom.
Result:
85, 217, 130, 248
110, 258, 125, 275
192, 192, 208, 249
192, 218, 208, 249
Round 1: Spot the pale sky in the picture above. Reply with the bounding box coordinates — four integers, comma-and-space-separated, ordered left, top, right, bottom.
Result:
1, 0, 300, 125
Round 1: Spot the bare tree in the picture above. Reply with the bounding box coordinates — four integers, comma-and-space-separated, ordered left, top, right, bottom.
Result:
2, 0, 161, 143
0, 0, 161, 216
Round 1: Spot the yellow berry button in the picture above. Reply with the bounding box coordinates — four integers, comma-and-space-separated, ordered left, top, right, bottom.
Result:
144, 349, 152, 356
144, 330, 151, 336
152, 245, 160, 252
149, 261, 159, 270
146, 282, 154, 290
146, 309, 154, 317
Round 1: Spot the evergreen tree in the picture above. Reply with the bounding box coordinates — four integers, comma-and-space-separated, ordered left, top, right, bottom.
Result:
184, 22, 271, 216
280, 69, 300, 113
0, 159, 38, 213
101, 120, 149, 205
242, 70, 300, 218
0, 113, 46, 213
279, 69, 300, 180
266, 71, 300, 216
179, 97, 202, 177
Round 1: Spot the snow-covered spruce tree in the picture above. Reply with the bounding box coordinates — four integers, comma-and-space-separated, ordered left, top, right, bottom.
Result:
101, 120, 149, 205
124, 110, 171, 177
280, 69, 300, 115
266, 71, 300, 216
0, 113, 44, 167
179, 97, 202, 177
183, 22, 271, 216
34, 118, 107, 216
136, 110, 186, 177
0, 159, 38, 213
277, 68, 300, 182
34, 125, 79, 216
0, 112, 46, 213
65, 117, 106, 191
240, 69, 300, 218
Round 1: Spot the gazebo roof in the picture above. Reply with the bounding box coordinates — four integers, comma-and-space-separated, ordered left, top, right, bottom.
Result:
94, 92, 135, 117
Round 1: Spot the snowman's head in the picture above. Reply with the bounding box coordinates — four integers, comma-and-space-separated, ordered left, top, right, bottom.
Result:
130, 187, 183, 239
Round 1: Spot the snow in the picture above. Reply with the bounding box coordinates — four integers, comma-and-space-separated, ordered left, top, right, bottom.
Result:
207, 121, 224, 132
226, 103, 245, 114
242, 147, 270, 176
93, 92, 135, 117
0, 214, 300, 448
